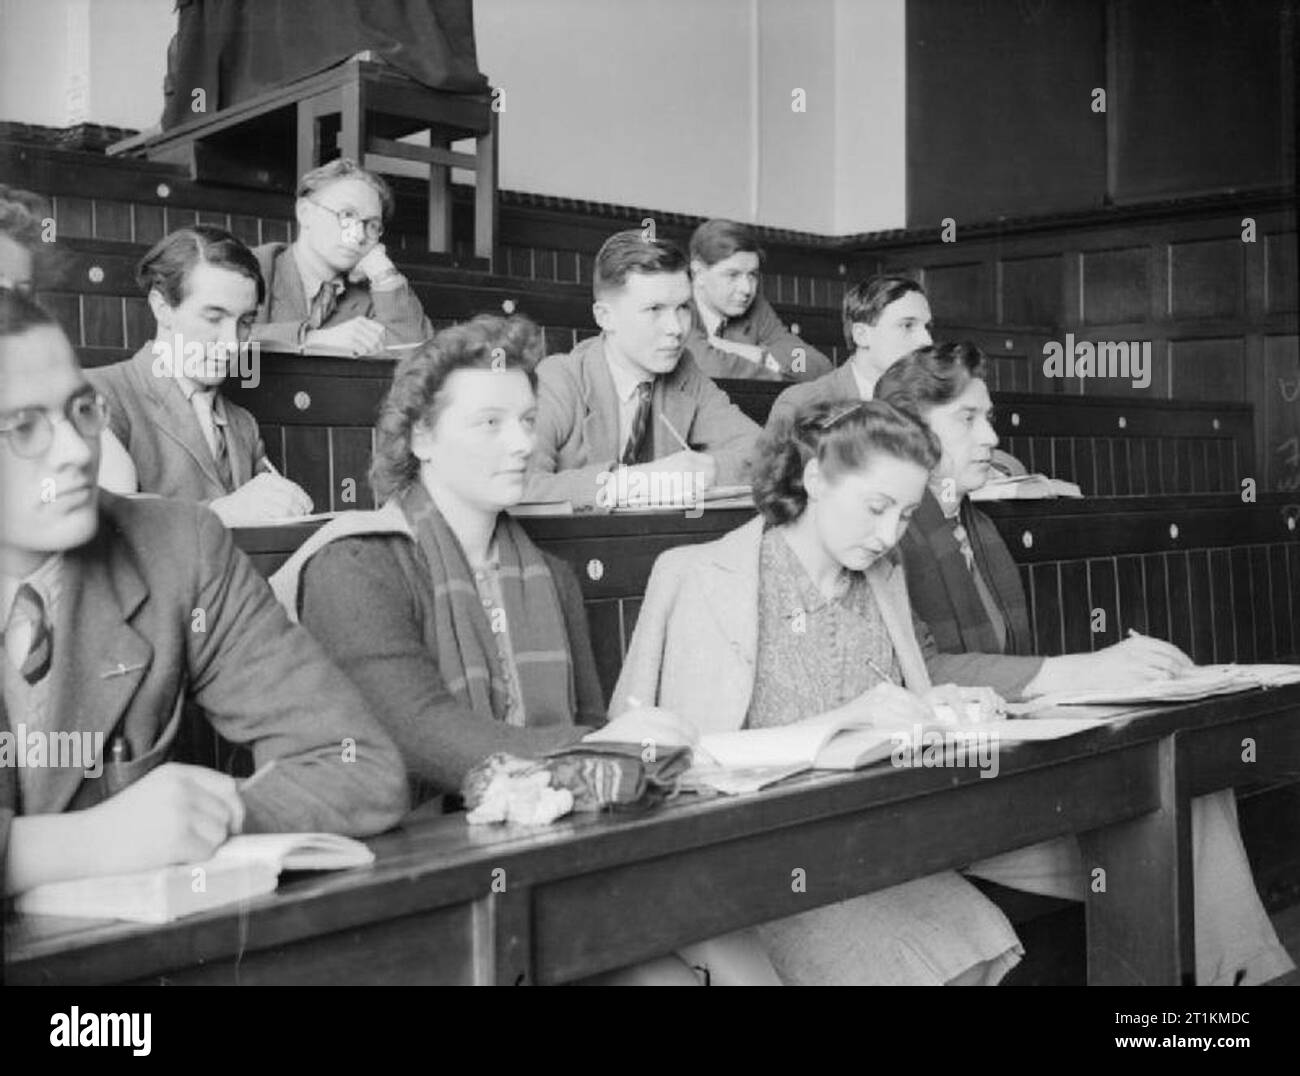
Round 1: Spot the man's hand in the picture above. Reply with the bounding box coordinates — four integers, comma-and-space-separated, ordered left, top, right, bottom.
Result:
211, 472, 313, 526
86, 763, 245, 875
923, 683, 1006, 725
707, 336, 766, 365
351, 244, 399, 285
304, 317, 387, 357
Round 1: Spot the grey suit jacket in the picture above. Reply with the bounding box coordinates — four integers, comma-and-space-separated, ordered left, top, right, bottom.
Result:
88, 344, 266, 503
525, 335, 761, 507
0, 493, 409, 873
767, 362, 859, 430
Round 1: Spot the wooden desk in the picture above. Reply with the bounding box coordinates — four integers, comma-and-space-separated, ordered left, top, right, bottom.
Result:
9, 684, 1299, 986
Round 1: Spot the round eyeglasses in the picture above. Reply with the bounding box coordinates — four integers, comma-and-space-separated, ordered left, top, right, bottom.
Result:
307, 197, 384, 241
0, 392, 109, 459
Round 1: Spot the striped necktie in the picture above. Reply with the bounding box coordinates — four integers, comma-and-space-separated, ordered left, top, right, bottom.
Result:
621, 381, 654, 466
194, 389, 234, 493
4, 583, 52, 685
307, 281, 340, 329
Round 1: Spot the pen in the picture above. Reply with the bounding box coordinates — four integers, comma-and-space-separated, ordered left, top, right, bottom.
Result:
238, 759, 277, 793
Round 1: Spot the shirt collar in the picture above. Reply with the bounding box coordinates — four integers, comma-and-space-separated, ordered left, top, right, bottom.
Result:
1, 553, 64, 626
692, 288, 725, 336
850, 362, 877, 402
604, 342, 654, 403
292, 243, 345, 308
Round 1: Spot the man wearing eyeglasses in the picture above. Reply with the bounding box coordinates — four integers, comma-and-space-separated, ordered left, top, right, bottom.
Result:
0, 290, 408, 898
250, 159, 432, 357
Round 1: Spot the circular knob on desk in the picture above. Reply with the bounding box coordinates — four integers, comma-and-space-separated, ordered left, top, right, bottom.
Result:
791, 322, 801, 336
156, 183, 171, 199
1118, 416, 1127, 429
88, 266, 104, 284
1021, 530, 1033, 549
586, 559, 604, 582
293, 391, 312, 412
1286, 512, 1298, 533
1169, 523, 1180, 541
1005, 339, 1014, 351
1011, 412, 1021, 427
502, 299, 516, 315
1212, 418, 1221, 431
837, 263, 847, 275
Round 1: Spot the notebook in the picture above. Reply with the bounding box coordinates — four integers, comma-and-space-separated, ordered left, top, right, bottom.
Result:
1007, 663, 1300, 713
970, 474, 1083, 500
697, 709, 923, 772
15, 833, 375, 924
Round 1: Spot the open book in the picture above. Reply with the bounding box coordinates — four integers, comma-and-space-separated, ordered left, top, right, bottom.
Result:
15, 833, 375, 925
970, 474, 1083, 500
697, 709, 913, 772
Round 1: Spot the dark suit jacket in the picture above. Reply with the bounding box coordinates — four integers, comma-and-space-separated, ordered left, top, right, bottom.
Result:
684, 294, 832, 383
0, 494, 409, 874
250, 242, 433, 349
767, 362, 858, 430
900, 490, 1045, 700
526, 334, 760, 507
88, 345, 265, 503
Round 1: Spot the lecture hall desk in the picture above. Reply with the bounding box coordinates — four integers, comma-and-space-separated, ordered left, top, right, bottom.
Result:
8, 683, 1300, 986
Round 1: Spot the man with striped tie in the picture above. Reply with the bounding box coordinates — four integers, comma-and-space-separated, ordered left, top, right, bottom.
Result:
526, 230, 759, 508
0, 289, 408, 897
87, 226, 313, 526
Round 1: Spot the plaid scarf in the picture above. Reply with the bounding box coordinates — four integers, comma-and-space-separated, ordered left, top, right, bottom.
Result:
901, 489, 1035, 657
397, 482, 575, 726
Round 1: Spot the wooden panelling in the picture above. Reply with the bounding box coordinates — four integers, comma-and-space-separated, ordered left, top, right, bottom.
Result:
923, 262, 988, 324
1263, 334, 1300, 492
1168, 238, 1244, 319
1000, 255, 1062, 327
1081, 247, 1149, 324
1266, 233, 1299, 313
1168, 337, 1245, 402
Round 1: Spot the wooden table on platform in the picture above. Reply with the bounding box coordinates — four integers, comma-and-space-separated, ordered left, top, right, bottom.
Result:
9, 684, 1299, 986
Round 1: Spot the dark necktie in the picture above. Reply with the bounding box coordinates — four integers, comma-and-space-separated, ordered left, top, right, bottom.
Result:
4, 583, 53, 685
307, 281, 340, 329
621, 381, 654, 466
194, 389, 234, 493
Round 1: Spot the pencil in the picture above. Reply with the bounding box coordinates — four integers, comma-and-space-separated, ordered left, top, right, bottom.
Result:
659, 413, 691, 452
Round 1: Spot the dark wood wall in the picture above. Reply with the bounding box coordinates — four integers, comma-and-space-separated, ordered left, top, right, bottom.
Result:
906, 0, 1295, 225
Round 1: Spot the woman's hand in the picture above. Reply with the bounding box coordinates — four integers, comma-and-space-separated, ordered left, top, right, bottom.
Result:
841, 682, 935, 729
585, 705, 699, 749
1028, 633, 1194, 697
923, 684, 1006, 726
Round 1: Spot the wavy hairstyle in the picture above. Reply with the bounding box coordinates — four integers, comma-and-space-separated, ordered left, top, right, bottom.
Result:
752, 398, 940, 526
874, 341, 988, 418
370, 314, 542, 501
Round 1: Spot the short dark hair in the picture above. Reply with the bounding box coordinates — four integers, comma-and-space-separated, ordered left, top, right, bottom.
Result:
136, 225, 265, 307
874, 342, 988, 417
592, 229, 688, 299
842, 274, 925, 347
0, 287, 60, 342
689, 218, 764, 268
297, 158, 396, 221
371, 314, 543, 501
0, 185, 48, 249
751, 398, 940, 527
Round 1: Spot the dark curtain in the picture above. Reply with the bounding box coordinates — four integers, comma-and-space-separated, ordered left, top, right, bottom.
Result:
161, 0, 487, 129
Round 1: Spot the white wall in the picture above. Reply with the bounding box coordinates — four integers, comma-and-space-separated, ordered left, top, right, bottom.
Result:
0, 0, 908, 234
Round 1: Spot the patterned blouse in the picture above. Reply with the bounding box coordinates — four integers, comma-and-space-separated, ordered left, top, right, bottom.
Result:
747, 527, 901, 730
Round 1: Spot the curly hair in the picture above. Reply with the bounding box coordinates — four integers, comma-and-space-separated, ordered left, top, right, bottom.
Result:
0, 186, 48, 249
751, 398, 940, 526
370, 314, 543, 502
874, 341, 988, 418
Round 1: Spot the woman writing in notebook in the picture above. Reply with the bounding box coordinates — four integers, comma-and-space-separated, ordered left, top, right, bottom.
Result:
271, 315, 607, 805
876, 341, 1294, 985
609, 399, 1023, 985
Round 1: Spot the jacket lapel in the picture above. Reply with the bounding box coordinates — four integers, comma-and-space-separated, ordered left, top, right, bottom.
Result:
271, 245, 310, 321
657, 365, 699, 458
579, 338, 622, 466
866, 552, 932, 692
129, 346, 226, 492
36, 511, 153, 815
915, 490, 995, 653
699, 518, 762, 666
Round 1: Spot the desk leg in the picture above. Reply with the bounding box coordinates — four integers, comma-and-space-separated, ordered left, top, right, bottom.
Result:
428, 146, 452, 255
475, 111, 498, 270
471, 888, 533, 986
1079, 736, 1194, 984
